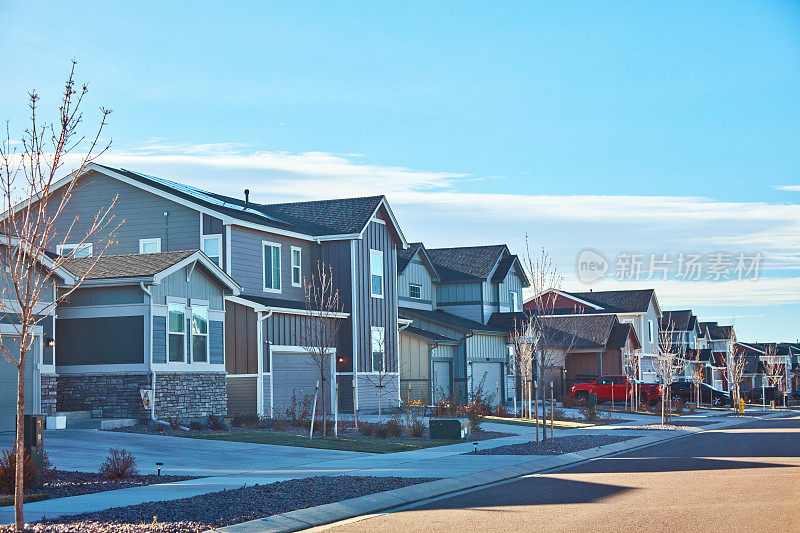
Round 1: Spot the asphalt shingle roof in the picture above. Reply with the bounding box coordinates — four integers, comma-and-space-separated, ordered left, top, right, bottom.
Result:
608, 322, 637, 348
398, 308, 506, 334
486, 312, 530, 334
426, 245, 508, 282
397, 242, 423, 273
566, 289, 655, 314
491, 256, 517, 283
699, 322, 735, 340
63, 250, 197, 279
402, 326, 460, 344
661, 310, 693, 331
537, 313, 619, 349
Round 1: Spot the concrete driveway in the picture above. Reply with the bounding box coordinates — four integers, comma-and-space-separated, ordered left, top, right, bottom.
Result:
1, 428, 369, 476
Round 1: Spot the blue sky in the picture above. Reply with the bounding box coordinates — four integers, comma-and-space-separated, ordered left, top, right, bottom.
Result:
1, 1, 799, 340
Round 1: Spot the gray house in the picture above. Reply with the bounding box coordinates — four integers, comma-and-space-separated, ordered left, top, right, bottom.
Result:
397, 243, 529, 405
29, 163, 406, 418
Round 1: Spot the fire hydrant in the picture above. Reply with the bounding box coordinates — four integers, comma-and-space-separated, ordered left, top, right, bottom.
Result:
738, 398, 745, 414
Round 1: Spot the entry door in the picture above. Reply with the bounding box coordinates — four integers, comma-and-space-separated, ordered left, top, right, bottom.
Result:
0, 337, 37, 433
432, 361, 451, 402
471, 362, 502, 406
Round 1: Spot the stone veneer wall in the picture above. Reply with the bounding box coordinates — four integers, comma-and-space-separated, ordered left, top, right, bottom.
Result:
40, 375, 58, 416
56, 372, 227, 419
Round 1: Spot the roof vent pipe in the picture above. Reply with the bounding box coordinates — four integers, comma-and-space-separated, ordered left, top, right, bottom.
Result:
244, 189, 250, 209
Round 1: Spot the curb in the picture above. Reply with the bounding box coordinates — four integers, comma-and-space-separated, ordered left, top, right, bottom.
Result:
212, 410, 793, 533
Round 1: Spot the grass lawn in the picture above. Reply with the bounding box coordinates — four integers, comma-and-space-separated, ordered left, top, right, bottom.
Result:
485, 416, 594, 429
0, 493, 50, 506
184, 430, 462, 453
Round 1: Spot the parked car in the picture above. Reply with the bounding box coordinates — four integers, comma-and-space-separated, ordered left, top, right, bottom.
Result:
569, 375, 659, 403
666, 381, 730, 407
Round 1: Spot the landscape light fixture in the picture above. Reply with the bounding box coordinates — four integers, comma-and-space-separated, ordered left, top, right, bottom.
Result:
155, 462, 163, 476
473, 442, 479, 453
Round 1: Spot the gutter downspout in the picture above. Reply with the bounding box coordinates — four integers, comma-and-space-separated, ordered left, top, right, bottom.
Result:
257, 308, 274, 418
140, 282, 157, 421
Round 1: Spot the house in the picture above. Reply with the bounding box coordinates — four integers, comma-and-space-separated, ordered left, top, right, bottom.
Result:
525, 289, 662, 382
487, 312, 640, 398
15, 163, 407, 419
0, 237, 75, 432
698, 322, 735, 391
660, 310, 703, 380
397, 243, 529, 405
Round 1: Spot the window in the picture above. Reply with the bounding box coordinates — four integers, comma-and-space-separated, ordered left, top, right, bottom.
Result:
370, 249, 384, 298
262, 242, 281, 292
191, 305, 208, 363
291, 246, 302, 287
56, 243, 92, 257
648, 320, 654, 343
409, 283, 422, 300
202, 235, 222, 267
167, 303, 185, 362
511, 292, 520, 312
139, 238, 161, 254
371, 326, 385, 372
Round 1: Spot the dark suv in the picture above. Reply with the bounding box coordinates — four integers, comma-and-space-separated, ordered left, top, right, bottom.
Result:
668, 381, 730, 406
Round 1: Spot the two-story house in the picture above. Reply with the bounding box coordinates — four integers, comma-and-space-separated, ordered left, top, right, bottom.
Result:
525, 289, 662, 383
698, 321, 735, 391
397, 243, 529, 405
23, 163, 406, 420
660, 309, 706, 380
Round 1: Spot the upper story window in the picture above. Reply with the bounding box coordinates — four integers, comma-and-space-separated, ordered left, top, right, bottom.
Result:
370, 249, 384, 298
263, 241, 281, 293
139, 238, 161, 254
191, 305, 208, 363
202, 235, 222, 267
56, 243, 92, 258
511, 292, 520, 312
648, 320, 654, 343
167, 303, 185, 363
371, 326, 385, 372
291, 246, 302, 287
409, 283, 422, 300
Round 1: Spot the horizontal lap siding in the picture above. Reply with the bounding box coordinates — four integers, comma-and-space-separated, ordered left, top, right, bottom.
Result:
61, 286, 144, 307
466, 334, 508, 362
226, 376, 257, 416
209, 321, 224, 364
153, 317, 167, 363
44, 170, 199, 255
398, 258, 434, 309
56, 316, 145, 365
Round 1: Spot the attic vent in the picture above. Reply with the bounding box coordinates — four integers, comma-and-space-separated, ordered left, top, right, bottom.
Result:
244, 189, 250, 209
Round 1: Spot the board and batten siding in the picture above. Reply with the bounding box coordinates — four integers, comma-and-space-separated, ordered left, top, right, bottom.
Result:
353, 218, 399, 373
465, 333, 508, 362
202, 214, 227, 271
56, 316, 145, 365
436, 282, 483, 323
225, 301, 259, 375
43, 170, 199, 255
398, 258, 434, 310
499, 270, 523, 311
315, 239, 353, 373
150, 265, 225, 310
229, 225, 311, 300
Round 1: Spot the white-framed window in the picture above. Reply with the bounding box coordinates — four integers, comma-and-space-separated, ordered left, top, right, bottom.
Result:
262, 241, 281, 293
371, 326, 385, 372
648, 320, 654, 343
167, 302, 186, 363
511, 292, 520, 312
56, 243, 92, 257
409, 283, 422, 300
202, 235, 222, 267
370, 249, 384, 298
139, 238, 161, 254
291, 246, 302, 287
191, 305, 208, 363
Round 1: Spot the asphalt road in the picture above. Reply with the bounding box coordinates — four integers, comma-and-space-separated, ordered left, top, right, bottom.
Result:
326, 413, 800, 533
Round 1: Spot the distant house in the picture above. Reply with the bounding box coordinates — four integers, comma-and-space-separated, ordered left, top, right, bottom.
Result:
660, 309, 703, 380
525, 289, 662, 383
698, 322, 735, 391
397, 243, 529, 405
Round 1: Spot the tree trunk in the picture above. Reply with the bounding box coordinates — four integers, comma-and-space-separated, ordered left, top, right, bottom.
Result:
320, 366, 327, 435
15, 347, 25, 531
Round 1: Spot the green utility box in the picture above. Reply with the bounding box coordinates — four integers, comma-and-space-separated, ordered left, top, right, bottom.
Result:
429, 418, 471, 440
22, 414, 44, 485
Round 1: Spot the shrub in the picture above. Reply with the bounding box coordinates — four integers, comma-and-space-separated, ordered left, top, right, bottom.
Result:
374, 424, 390, 438
188, 421, 204, 431
385, 419, 403, 437
493, 404, 510, 418
673, 399, 685, 415
206, 415, 227, 431
271, 417, 289, 431
579, 405, 597, 423
560, 395, 580, 409
231, 413, 247, 428
551, 408, 566, 421
154, 423, 166, 432
167, 417, 184, 430
358, 422, 375, 436
0, 450, 37, 495
409, 420, 426, 438
41, 450, 57, 480
99, 448, 138, 480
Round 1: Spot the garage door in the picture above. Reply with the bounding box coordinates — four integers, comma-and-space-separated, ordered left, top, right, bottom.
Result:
0, 337, 37, 433
471, 362, 502, 406
432, 361, 451, 402
271, 351, 332, 417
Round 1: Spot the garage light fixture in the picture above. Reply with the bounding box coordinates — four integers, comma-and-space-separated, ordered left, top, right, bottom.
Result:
46, 337, 54, 347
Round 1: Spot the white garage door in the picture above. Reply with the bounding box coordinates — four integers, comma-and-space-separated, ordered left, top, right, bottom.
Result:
0, 337, 37, 433
471, 362, 502, 406
432, 361, 451, 402
271, 351, 332, 417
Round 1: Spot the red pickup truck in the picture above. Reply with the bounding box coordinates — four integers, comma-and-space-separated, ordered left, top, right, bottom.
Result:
570, 375, 660, 403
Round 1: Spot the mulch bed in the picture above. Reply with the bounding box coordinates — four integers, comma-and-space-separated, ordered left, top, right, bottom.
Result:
462, 434, 636, 455
1, 475, 435, 532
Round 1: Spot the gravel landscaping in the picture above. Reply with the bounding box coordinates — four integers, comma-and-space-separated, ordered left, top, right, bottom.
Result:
463, 434, 636, 455
617, 420, 716, 431
0, 475, 435, 532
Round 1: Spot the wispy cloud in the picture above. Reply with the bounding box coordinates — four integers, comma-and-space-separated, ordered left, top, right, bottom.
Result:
772, 185, 800, 192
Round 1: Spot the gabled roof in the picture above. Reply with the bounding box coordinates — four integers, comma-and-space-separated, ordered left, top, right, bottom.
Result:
397, 242, 440, 281
537, 313, 619, 349
661, 310, 693, 331
402, 325, 460, 345
566, 289, 657, 314
62, 250, 240, 294
608, 322, 639, 349
699, 322, 735, 341
486, 311, 530, 334
685, 348, 713, 362
426, 244, 509, 283
490, 255, 530, 286
398, 307, 506, 335
258, 195, 384, 237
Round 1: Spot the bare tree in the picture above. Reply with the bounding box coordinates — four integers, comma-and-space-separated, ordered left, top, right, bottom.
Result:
656, 318, 684, 424
0, 61, 118, 530
509, 317, 534, 419
621, 332, 640, 412
689, 352, 705, 407
725, 344, 747, 409
762, 344, 786, 407
301, 260, 343, 436
361, 325, 397, 424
